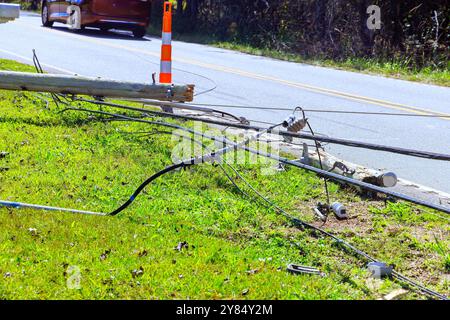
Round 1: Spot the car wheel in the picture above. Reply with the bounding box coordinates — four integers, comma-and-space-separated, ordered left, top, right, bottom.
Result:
41, 2, 53, 27
132, 27, 146, 39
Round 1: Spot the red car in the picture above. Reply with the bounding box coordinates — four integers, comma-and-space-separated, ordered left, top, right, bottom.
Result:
41, 0, 151, 38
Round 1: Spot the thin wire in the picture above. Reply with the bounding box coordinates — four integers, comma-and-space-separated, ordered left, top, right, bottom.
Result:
80, 97, 246, 124
297, 106, 331, 208
160, 101, 450, 119
97, 109, 283, 215
71, 98, 450, 162
123, 129, 436, 298
32, 50, 69, 108
237, 142, 450, 214
28, 104, 446, 297
126, 129, 253, 199
6, 66, 446, 298
220, 158, 447, 300
123, 50, 218, 97
0, 200, 106, 216
16, 96, 448, 298
128, 125, 448, 299
115, 51, 448, 119
61, 107, 450, 215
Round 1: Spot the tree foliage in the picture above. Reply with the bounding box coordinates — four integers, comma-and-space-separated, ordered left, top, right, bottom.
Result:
7, 1, 448, 68
152, 0, 449, 68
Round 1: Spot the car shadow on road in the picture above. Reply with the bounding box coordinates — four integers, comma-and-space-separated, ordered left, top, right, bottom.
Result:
51, 26, 151, 42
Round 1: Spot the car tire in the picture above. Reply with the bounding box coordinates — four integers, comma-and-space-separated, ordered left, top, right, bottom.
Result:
132, 27, 146, 39
41, 2, 53, 27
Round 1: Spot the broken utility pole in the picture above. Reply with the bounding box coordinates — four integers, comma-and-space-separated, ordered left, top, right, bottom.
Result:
299, 143, 398, 188
0, 71, 194, 102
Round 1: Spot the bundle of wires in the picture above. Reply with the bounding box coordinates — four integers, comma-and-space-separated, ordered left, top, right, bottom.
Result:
1, 53, 449, 299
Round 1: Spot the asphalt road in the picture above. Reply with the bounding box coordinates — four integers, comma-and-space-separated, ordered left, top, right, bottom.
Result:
1, 12, 449, 194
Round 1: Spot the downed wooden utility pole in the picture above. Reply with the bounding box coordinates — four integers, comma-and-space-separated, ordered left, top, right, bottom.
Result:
273, 140, 397, 188
300, 144, 398, 188
0, 71, 194, 102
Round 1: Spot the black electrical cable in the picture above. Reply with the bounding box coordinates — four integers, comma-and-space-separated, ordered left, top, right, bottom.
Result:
84, 98, 448, 161
32, 49, 44, 74
105, 112, 282, 215
69, 105, 449, 218
127, 129, 254, 199
69, 98, 450, 162
126, 125, 448, 300
13, 57, 448, 297
39, 100, 450, 298
109, 162, 189, 216
59, 107, 448, 298
239, 143, 450, 215
220, 155, 447, 300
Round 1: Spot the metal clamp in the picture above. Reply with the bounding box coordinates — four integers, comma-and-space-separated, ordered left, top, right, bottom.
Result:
313, 202, 329, 221
166, 84, 175, 100
329, 161, 355, 175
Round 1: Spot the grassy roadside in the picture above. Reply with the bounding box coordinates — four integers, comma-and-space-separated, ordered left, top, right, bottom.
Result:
147, 27, 449, 87
213, 42, 450, 87
0, 59, 449, 299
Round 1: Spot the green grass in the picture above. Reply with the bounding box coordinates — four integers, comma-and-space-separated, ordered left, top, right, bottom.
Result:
0, 59, 449, 299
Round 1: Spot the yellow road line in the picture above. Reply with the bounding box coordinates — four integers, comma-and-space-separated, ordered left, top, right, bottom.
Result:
13, 20, 450, 120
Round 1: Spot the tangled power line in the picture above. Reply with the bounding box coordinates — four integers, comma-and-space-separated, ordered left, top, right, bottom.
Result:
71, 97, 450, 162
57, 105, 449, 300
139, 100, 450, 119
2, 96, 449, 299
1, 54, 449, 299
